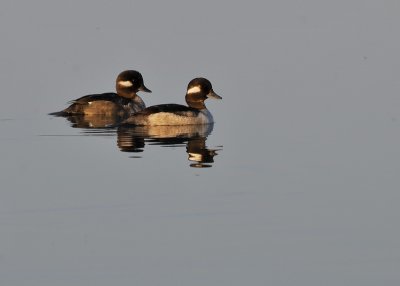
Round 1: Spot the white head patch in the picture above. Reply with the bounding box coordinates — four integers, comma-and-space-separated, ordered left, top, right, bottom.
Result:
118, 80, 133, 87
187, 85, 201, 94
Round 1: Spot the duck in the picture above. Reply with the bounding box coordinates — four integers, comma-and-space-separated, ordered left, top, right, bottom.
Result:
123, 78, 221, 126
52, 70, 151, 116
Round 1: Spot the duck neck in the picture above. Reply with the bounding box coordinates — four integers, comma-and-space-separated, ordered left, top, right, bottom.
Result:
116, 85, 137, 99
185, 94, 206, 109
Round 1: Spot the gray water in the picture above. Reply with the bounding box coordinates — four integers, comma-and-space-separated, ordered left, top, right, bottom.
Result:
1, 1, 400, 285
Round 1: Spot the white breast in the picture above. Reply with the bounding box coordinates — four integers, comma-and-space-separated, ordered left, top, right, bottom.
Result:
147, 109, 214, 126
129, 96, 146, 113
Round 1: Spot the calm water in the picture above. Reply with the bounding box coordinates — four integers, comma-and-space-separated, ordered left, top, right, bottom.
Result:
1, 1, 400, 285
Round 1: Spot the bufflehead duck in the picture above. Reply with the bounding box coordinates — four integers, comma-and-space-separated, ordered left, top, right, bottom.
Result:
52, 70, 151, 116
123, 78, 221, 126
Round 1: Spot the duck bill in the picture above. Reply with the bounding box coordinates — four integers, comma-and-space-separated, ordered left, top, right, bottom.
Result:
139, 84, 152, 93
207, 90, 222, 100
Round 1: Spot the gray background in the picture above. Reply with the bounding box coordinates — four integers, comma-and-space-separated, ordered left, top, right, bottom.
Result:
1, 1, 400, 285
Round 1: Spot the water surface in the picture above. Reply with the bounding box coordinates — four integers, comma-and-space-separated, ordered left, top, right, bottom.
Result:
1, 1, 400, 285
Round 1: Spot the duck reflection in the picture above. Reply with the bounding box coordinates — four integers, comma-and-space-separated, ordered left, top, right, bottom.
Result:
186, 137, 219, 168
58, 113, 124, 128
117, 124, 220, 167
54, 114, 221, 167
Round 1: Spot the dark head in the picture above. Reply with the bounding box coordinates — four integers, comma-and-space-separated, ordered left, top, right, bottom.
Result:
185, 78, 222, 109
116, 70, 152, 98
